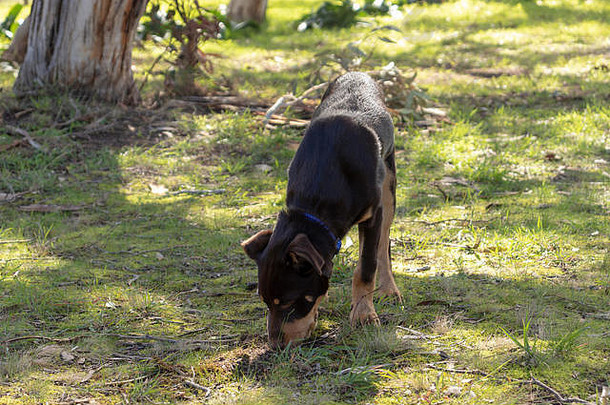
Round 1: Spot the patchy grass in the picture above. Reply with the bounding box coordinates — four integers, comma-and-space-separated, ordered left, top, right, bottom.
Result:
1, 0, 609, 404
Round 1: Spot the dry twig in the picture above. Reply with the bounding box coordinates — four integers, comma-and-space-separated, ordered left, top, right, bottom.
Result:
0, 239, 32, 244
263, 82, 328, 126
170, 189, 226, 196
184, 380, 211, 396
426, 363, 489, 376
2, 335, 84, 344
4, 125, 44, 151
528, 378, 595, 405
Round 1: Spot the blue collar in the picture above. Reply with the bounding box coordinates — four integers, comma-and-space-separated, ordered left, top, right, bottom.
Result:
300, 212, 342, 254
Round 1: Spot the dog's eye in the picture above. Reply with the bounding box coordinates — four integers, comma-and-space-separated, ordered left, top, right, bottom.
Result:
279, 300, 295, 310
296, 263, 314, 276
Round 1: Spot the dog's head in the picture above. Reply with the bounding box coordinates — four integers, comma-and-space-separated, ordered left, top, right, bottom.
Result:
242, 228, 331, 348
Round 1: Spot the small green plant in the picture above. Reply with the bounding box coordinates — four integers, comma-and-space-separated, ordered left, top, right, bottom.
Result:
139, 0, 220, 95
219, 156, 250, 175
297, 0, 360, 31
500, 313, 542, 366
550, 327, 587, 359
0, 3, 23, 39
296, 0, 409, 31
312, 25, 402, 75
32, 223, 54, 256
311, 26, 430, 123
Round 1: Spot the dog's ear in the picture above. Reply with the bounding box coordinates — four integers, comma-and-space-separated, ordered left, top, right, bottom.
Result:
288, 233, 330, 278
241, 230, 273, 260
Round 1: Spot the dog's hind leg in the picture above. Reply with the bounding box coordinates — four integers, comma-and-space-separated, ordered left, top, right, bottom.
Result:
350, 209, 382, 326
376, 152, 402, 302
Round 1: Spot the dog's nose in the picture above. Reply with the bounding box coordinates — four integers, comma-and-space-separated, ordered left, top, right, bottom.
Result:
269, 335, 283, 349
267, 314, 284, 348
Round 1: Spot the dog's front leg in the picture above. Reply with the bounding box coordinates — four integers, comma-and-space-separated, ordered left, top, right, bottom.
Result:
350, 208, 382, 326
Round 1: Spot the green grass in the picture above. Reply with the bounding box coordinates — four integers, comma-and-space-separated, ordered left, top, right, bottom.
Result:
1, 0, 609, 403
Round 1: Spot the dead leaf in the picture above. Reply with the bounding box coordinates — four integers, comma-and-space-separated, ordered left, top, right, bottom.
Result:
421, 107, 447, 117
406, 265, 431, 273
127, 274, 140, 285
34, 344, 63, 366
155, 252, 165, 260
444, 386, 462, 396
0, 139, 25, 151
18, 204, 84, 212
80, 368, 100, 383
544, 151, 561, 161
254, 164, 272, 174
438, 176, 471, 187
149, 183, 169, 195
465, 67, 526, 77
0, 192, 19, 202
105, 301, 117, 309
600, 386, 609, 405
416, 299, 450, 306
61, 350, 75, 363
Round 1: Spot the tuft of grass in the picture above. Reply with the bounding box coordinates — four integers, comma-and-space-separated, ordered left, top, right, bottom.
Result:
549, 327, 587, 359
500, 312, 542, 366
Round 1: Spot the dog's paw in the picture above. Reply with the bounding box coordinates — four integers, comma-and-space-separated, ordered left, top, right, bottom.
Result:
349, 302, 380, 327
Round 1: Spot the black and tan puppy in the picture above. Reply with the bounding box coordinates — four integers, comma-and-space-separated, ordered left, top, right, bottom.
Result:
242, 72, 401, 348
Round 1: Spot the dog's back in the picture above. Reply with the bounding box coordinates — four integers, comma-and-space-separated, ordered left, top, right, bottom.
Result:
287, 72, 394, 232
313, 72, 394, 159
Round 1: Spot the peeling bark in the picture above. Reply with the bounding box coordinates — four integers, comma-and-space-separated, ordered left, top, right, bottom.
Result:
13, 0, 148, 104
227, 0, 267, 24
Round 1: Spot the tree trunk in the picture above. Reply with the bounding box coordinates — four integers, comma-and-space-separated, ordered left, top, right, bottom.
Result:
13, 0, 148, 104
227, 0, 267, 25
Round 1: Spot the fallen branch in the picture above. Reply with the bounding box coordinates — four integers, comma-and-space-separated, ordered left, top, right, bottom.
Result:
336, 363, 392, 376
433, 183, 448, 200
180, 95, 269, 109
529, 378, 595, 405
184, 380, 211, 396
80, 366, 104, 384
396, 326, 438, 340
264, 82, 328, 126
426, 363, 488, 376
69, 113, 115, 139
112, 334, 177, 343
103, 375, 148, 386
18, 203, 85, 213
0, 239, 32, 244
253, 112, 310, 128
0, 257, 59, 263
170, 189, 226, 196
4, 125, 44, 151
100, 243, 192, 257
2, 335, 84, 344
51, 112, 95, 129
412, 218, 472, 226
0, 192, 25, 203
110, 333, 239, 346
108, 352, 154, 362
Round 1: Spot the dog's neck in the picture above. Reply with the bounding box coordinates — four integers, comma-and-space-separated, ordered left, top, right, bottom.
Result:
275, 209, 341, 262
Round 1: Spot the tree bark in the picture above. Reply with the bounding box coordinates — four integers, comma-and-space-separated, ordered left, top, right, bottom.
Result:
227, 0, 267, 25
13, 0, 148, 104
